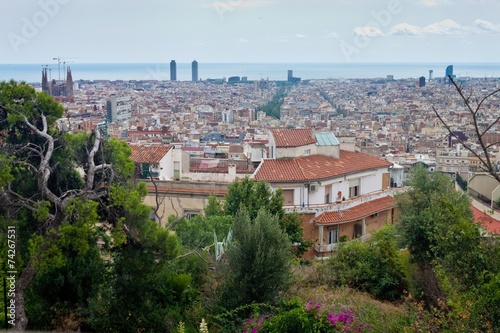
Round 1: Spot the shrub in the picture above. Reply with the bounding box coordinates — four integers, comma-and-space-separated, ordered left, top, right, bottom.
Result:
328, 225, 408, 300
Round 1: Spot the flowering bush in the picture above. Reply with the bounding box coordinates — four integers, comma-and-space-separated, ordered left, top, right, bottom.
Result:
243, 300, 369, 333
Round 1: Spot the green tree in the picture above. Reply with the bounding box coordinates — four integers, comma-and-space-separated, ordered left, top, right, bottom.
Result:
0, 81, 187, 331
224, 177, 284, 220
223, 177, 311, 256
217, 208, 292, 310
396, 165, 490, 312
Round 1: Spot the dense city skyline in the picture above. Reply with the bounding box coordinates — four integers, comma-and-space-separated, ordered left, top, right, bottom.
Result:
1, 0, 500, 65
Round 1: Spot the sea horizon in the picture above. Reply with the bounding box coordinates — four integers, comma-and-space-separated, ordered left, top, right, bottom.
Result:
1, 62, 500, 83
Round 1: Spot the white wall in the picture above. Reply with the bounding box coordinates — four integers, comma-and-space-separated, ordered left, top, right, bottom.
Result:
159, 149, 173, 180
316, 145, 340, 158
270, 167, 388, 206
276, 143, 317, 159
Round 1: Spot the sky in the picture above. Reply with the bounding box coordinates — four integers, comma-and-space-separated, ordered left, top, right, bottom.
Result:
1, 0, 500, 64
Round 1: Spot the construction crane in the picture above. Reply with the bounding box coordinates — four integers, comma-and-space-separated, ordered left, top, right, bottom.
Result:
52, 56, 79, 80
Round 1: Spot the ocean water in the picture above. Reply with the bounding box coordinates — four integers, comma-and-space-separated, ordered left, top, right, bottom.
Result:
1, 62, 500, 83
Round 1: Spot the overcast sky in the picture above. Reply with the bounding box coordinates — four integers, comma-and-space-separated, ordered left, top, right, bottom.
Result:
1, 0, 499, 64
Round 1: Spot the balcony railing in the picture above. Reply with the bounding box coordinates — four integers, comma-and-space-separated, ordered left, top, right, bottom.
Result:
314, 234, 372, 255
284, 187, 407, 215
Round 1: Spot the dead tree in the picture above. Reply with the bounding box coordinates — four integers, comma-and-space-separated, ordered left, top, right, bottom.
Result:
432, 76, 500, 183
2, 113, 113, 331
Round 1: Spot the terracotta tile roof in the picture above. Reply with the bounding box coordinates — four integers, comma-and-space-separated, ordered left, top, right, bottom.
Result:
271, 128, 317, 148
471, 206, 500, 234
315, 196, 395, 224
229, 145, 244, 153
254, 151, 393, 182
129, 145, 172, 163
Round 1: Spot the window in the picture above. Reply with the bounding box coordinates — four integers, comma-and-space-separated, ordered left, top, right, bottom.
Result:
304, 149, 311, 156
184, 210, 200, 220
324, 185, 331, 204
348, 178, 360, 198
349, 185, 359, 198
327, 228, 338, 244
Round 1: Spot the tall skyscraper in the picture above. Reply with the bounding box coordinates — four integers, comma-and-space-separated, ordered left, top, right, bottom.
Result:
287, 70, 293, 82
170, 60, 177, 81
192, 60, 198, 82
418, 76, 426, 88
445, 65, 455, 83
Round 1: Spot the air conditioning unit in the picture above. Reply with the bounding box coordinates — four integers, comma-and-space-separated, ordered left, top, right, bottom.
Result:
309, 184, 318, 192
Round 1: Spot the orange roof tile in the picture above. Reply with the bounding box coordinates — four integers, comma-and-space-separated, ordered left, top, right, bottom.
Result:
129, 145, 172, 163
471, 206, 500, 234
271, 128, 316, 147
254, 151, 392, 182
315, 196, 395, 224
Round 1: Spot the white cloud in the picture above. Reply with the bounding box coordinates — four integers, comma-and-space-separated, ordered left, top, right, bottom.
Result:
353, 26, 384, 37
472, 19, 500, 33
386, 19, 500, 36
389, 23, 421, 35
238, 38, 249, 43
423, 19, 463, 35
295, 33, 306, 39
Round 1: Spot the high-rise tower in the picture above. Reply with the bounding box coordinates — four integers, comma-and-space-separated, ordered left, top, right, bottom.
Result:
170, 60, 177, 81
445, 65, 454, 83
192, 60, 198, 82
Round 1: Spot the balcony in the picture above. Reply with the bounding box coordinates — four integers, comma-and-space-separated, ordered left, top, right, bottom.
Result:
314, 234, 372, 259
284, 187, 407, 215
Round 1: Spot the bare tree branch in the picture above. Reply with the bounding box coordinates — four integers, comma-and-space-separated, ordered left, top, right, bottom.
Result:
433, 76, 500, 183
148, 173, 167, 226
166, 215, 186, 230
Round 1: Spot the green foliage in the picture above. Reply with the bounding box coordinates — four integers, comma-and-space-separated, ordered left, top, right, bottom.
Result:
0, 153, 14, 187
174, 214, 233, 250
0, 80, 63, 135
25, 245, 107, 331
104, 138, 135, 179
217, 208, 292, 310
396, 165, 454, 264
255, 299, 368, 333
33, 200, 51, 222
223, 177, 310, 257
281, 212, 313, 257
456, 173, 467, 191
397, 165, 486, 289
224, 177, 284, 220
204, 195, 224, 217
258, 87, 287, 119
328, 225, 408, 300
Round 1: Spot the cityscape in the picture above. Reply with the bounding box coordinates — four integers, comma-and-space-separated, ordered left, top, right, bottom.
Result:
2, 0, 500, 331
31, 59, 500, 236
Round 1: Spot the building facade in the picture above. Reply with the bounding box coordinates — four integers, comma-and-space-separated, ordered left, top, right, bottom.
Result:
106, 95, 132, 122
